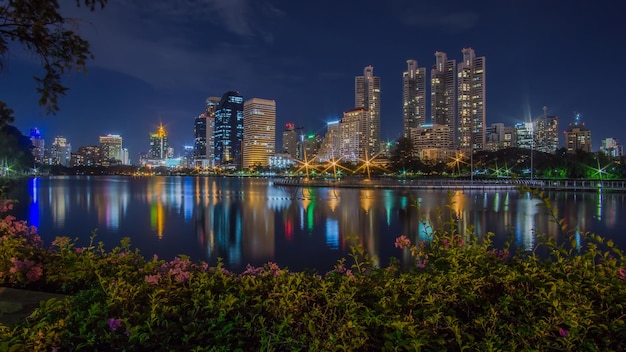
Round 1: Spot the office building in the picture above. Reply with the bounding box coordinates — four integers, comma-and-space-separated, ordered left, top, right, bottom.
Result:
485, 123, 514, 151
600, 138, 622, 158
402, 59, 427, 139
29, 128, 45, 164
214, 91, 244, 169
534, 111, 559, 153
457, 48, 486, 151
71, 145, 101, 167
355, 65, 381, 155
149, 124, 169, 160
339, 107, 368, 162
242, 98, 276, 169
194, 97, 220, 168
50, 136, 71, 166
316, 121, 341, 162
565, 113, 592, 153
431, 51, 457, 148
99, 134, 123, 165
282, 123, 298, 158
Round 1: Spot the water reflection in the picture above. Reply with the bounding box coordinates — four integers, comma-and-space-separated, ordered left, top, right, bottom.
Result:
7, 176, 626, 273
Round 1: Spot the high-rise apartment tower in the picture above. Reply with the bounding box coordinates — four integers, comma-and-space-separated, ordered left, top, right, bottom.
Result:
457, 48, 486, 151
402, 60, 426, 139
355, 65, 381, 155
431, 52, 457, 147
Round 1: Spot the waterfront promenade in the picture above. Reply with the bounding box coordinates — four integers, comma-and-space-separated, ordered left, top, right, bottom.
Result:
273, 177, 626, 192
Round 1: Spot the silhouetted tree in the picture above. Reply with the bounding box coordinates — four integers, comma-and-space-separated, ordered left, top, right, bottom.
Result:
0, 0, 107, 125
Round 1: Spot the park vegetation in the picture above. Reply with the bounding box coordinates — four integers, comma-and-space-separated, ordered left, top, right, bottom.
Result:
0, 188, 625, 351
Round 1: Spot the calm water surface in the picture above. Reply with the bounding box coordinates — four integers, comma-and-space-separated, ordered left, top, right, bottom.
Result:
6, 176, 626, 273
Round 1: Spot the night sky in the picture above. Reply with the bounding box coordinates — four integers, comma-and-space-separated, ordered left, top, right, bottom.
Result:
1, 0, 624, 160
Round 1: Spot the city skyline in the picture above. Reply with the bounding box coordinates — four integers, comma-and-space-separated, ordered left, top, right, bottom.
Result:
1, 0, 624, 157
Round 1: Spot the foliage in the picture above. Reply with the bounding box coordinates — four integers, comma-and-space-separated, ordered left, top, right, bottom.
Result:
0, 193, 625, 350
0, 124, 35, 174
0, 0, 107, 125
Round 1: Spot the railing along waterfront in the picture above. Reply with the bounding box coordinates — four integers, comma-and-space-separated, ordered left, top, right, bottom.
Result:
272, 178, 626, 192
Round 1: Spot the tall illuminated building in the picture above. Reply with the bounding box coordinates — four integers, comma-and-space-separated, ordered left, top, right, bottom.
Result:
339, 107, 368, 162
431, 51, 457, 148
99, 134, 123, 165
534, 108, 559, 153
194, 97, 220, 167
29, 128, 45, 164
457, 48, 486, 151
214, 91, 244, 169
50, 136, 71, 166
565, 113, 592, 153
242, 98, 276, 169
282, 123, 298, 157
149, 124, 168, 159
402, 59, 426, 139
355, 65, 381, 155
600, 138, 622, 158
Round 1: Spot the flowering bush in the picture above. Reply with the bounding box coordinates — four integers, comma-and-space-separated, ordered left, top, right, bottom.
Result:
0, 191, 625, 350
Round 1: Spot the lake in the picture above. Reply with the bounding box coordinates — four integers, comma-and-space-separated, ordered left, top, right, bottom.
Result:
5, 176, 626, 273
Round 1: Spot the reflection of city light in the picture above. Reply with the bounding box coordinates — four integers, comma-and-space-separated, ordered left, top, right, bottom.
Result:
596, 193, 602, 221
383, 190, 394, 226
285, 219, 293, 241
516, 194, 540, 251
360, 190, 372, 213
325, 218, 339, 249
493, 192, 500, 212
28, 178, 40, 229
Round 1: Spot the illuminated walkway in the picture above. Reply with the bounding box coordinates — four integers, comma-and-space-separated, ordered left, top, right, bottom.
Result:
273, 178, 626, 192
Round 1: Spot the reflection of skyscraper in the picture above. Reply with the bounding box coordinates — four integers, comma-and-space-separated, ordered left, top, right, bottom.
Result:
355, 65, 381, 155
403, 59, 426, 139
214, 91, 244, 169
243, 98, 276, 169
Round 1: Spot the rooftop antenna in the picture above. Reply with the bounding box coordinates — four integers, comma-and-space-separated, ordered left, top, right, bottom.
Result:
543, 105, 547, 118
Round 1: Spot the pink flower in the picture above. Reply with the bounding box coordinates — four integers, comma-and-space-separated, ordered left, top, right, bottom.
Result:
145, 274, 160, 285
108, 318, 122, 331
26, 265, 43, 282
559, 328, 569, 337
618, 268, 626, 281
394, 235, 411, 249
75, 248, 83, 253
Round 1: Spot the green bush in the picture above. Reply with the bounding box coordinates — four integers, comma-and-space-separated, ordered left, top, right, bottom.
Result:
0, 193, 625, 351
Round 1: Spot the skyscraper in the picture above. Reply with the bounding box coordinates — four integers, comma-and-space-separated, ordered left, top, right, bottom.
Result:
565, 113, 592, 154
51, 136, 71, 166
29, 128, 45, 164
355, 65, 381, 155
99, 134, 123, 165
149, 124, 168, 159
242, 98, 276, 169
457, 48, 486, 151
214, 91, 244, 169
431, 51, 457, 148
534, 108, 559, 153
282, 123, 298, 157
194, 97, 220, 168
402, 59, 426, 139
339, 107, 368, 162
